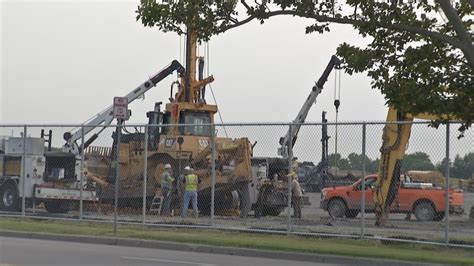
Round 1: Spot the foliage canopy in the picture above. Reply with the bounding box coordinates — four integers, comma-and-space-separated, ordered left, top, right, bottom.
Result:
136, 0, 473, 130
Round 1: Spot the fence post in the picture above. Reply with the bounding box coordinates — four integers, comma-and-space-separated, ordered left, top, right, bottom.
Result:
211, 124, 216, 227
114, 122, 122, 234
287, 123, 293, 234
360, 123, 366, 239
444, 122, 450, 246
80, 125, 85, 220
21, 125, 27, 217
143, 125, 148, 224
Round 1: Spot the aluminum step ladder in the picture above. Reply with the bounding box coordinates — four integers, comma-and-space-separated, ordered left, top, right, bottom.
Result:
149, 196, 163, 213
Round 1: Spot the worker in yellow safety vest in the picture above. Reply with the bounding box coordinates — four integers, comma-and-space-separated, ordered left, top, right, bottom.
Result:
181, 166, 200, 218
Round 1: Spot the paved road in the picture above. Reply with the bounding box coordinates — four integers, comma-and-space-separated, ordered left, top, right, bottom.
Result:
0, 237, 339, 266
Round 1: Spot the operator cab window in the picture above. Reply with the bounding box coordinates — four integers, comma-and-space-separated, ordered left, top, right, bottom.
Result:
161, 112, 171, 134
179, 112, 211, 136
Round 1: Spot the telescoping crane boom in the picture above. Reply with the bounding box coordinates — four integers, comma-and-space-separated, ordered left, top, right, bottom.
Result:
278, 55, 341, 158
62, 60, 185, 155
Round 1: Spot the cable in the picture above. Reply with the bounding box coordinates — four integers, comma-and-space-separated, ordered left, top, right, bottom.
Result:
205, 41, 228, 137
335, 66, 341, 105
179, 34, 182, 63
333, 68, 341, 177
208, 84, 229, 138
206, 42, 210, 78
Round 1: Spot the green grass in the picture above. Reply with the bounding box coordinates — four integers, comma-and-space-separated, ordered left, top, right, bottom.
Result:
1, 218, 473, 265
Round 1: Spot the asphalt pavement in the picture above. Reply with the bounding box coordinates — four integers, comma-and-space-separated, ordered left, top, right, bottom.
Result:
0, 236, 338, 266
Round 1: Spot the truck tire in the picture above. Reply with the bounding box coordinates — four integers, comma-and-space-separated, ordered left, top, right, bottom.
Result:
0, 183, 19, 212
413, 202, 435, 221
433, 212, 445, 221
262, 207, 284, 217
345, 209, 360, 218
44, 201, 69, 214
327, 199, 347, 218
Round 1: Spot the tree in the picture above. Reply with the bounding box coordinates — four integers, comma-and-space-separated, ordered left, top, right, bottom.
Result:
451, 153, 474, 179
436, 157, 452, 175
136, 0, 473, 132
401, 152, 436, 172
329, 153, 350, 170
436, 153, 473, 178
368, 158, 380, 173
347, 152, 372, 170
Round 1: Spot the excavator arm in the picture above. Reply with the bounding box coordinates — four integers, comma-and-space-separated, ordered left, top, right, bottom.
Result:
374, 106, 451, 225
278, 55, 341, 158
63, 60, 185, 154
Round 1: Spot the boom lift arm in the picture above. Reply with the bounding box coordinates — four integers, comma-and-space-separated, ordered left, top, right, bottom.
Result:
62, 60, 185, 155
374, 106, 451, 226
278, 55, 341, 158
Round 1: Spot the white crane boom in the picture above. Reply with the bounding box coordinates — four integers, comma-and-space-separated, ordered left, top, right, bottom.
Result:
62, 60, 185, 154
278, 55, 341, 158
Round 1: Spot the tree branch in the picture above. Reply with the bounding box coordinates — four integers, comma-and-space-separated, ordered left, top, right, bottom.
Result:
217, 9, 473, 68
435, 0, 474, 69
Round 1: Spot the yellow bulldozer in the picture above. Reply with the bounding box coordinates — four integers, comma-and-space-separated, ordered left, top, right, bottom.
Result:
82, 30, 290, 217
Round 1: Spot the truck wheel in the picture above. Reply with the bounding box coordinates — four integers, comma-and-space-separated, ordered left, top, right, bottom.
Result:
433, 212, 445, 221
262, 207, 284, 216
327, 199, 347, 218
413, 202, 435, 221
345, 209, 360, 218
0, 183, 19, 212
44, 202, 69, 214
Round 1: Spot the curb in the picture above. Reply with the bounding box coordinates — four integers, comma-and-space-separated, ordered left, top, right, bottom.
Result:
0, 230, 438, 266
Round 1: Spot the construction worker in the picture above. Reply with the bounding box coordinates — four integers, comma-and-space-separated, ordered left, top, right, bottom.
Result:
181, 166, 200, 218
160, 163, 174, 216
290, 172, 303, 218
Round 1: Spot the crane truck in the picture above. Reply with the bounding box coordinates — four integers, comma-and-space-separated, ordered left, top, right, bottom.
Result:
0, 60, 186, 213
278, 55, 341, 159
239, 55, 343, 216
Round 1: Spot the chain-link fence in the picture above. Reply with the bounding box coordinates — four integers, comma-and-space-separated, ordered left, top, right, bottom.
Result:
0, 122, 472, 247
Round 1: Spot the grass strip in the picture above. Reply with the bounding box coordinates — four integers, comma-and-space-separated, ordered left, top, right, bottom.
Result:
0, 217, 473, 265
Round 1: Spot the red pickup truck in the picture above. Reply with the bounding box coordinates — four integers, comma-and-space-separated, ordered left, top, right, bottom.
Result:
320, 174, 464, 221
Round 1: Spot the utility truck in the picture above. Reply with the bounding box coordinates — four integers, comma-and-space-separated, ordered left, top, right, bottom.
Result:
0, 136, 97, 213
0, 60, 186, 213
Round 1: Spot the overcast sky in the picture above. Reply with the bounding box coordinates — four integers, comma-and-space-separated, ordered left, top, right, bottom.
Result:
1, 1, 471, 163
1, 0, 387, 125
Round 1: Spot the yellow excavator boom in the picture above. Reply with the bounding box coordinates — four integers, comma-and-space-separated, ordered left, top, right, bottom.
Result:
373, 106, 453, 225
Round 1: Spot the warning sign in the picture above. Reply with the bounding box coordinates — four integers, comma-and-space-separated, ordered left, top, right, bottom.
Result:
113, 97, 129, 120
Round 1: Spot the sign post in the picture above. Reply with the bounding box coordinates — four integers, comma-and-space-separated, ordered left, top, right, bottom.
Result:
113, 97, 129, 234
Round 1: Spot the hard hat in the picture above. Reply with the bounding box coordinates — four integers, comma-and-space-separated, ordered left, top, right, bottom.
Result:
184, 166, 191, 171
164, 164, 172, 169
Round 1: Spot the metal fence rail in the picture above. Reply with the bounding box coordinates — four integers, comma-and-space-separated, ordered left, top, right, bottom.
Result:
0, 122, 472, 248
